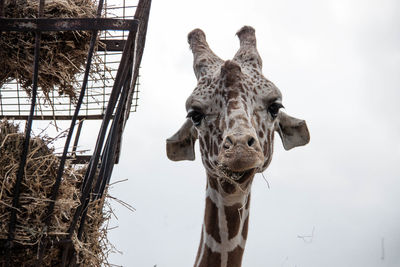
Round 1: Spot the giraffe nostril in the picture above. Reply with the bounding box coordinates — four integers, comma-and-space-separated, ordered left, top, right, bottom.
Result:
224, 136, 234, 149
226, 136, 233, 145
247, 137, 255, 147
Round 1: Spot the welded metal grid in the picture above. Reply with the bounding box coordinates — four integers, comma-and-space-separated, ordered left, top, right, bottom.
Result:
0, 1, 140, 120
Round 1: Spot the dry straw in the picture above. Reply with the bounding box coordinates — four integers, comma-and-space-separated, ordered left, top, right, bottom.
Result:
0, 0, 105, 101
0, 120, 113, 266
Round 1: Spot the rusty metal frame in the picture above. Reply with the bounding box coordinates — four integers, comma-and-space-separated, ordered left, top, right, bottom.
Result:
0, 0, 152, 265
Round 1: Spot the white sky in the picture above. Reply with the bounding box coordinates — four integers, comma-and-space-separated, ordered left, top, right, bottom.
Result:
104, 0, 400, 266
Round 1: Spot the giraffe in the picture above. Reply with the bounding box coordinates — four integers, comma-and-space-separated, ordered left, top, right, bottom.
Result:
166, 26, 310, 267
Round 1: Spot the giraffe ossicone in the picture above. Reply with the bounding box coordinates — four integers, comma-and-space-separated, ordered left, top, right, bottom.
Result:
166, 26, 310, 267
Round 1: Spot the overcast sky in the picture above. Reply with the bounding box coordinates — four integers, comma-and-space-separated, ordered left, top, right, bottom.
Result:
104, 0, 400, 266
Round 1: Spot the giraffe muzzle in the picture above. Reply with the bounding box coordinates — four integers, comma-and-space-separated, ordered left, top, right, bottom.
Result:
218, 133, 264, 173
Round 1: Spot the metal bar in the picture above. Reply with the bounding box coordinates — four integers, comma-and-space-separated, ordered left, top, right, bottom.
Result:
81, 38, 133, 193
103, 5, 137, 10
67, 26, 137, 242
0, 17, 138, 32
0, 0, 4, 17
61, 242, 72, 267
6, 0, 45, 263
76, 205, 89, 242
96, 66, 133, 199
0, 0, 4, 117
93, 55, 133, 199
102, 40, 107, 113
76, 42, 134, 245
71, 120, 84, 157
17, 82, 21, 116
134, 75, 141, 110
57, 155, 92, 164
98, 39, 126, 51
83, 29, 137, 193
69, 94, 72, 117
0, 88, 3, 116
76, 37, 135, 243
123, 0, 126, 39
95, 125, 118, 197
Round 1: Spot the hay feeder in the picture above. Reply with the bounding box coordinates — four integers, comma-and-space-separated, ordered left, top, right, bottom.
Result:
0, 0, 151, 265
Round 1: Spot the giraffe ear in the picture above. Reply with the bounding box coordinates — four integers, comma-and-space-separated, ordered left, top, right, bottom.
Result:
277, 112, 310, 150
166, 119, 198, 161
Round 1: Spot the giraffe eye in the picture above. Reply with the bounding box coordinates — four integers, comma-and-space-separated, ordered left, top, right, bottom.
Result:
268, 102, 284, 119
187, 110, 205, 126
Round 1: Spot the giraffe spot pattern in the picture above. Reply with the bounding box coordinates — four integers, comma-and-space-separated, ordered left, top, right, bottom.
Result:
227, 246, 244, 267
205, 197, 222, 243
224, 203, 244, 239
198, 246, 221, 267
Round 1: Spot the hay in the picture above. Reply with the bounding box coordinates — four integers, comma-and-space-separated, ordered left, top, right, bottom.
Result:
0, 0, 103, 101
0, 120, 112, 266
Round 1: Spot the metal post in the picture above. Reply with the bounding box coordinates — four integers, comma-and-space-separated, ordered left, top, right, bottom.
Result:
71, 119, 84, 157
6, 0, 45, 264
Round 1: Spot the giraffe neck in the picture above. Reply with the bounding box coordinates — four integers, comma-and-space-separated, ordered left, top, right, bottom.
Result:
194, 175, 251, 267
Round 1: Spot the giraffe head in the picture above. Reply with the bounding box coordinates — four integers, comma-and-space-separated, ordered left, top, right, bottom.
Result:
167, 26, 310, 191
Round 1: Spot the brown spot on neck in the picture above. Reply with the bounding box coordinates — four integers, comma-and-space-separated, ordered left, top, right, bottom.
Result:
208, 175, 219, 190
220, 180, 237, 194
204, 197, 222, 243
197, 246, 221, 267
224, 203, 244, 239
227, 245, 245, 267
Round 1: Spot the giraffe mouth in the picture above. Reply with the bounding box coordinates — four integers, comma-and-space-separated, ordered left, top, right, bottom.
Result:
217, 165, 257, 183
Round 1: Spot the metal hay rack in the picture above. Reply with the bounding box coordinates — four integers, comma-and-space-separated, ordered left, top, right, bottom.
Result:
0, 0, 151, 265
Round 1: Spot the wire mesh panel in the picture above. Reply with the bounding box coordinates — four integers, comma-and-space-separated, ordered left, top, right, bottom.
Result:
0, 0, 151, 265
0, 1, 140, 120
